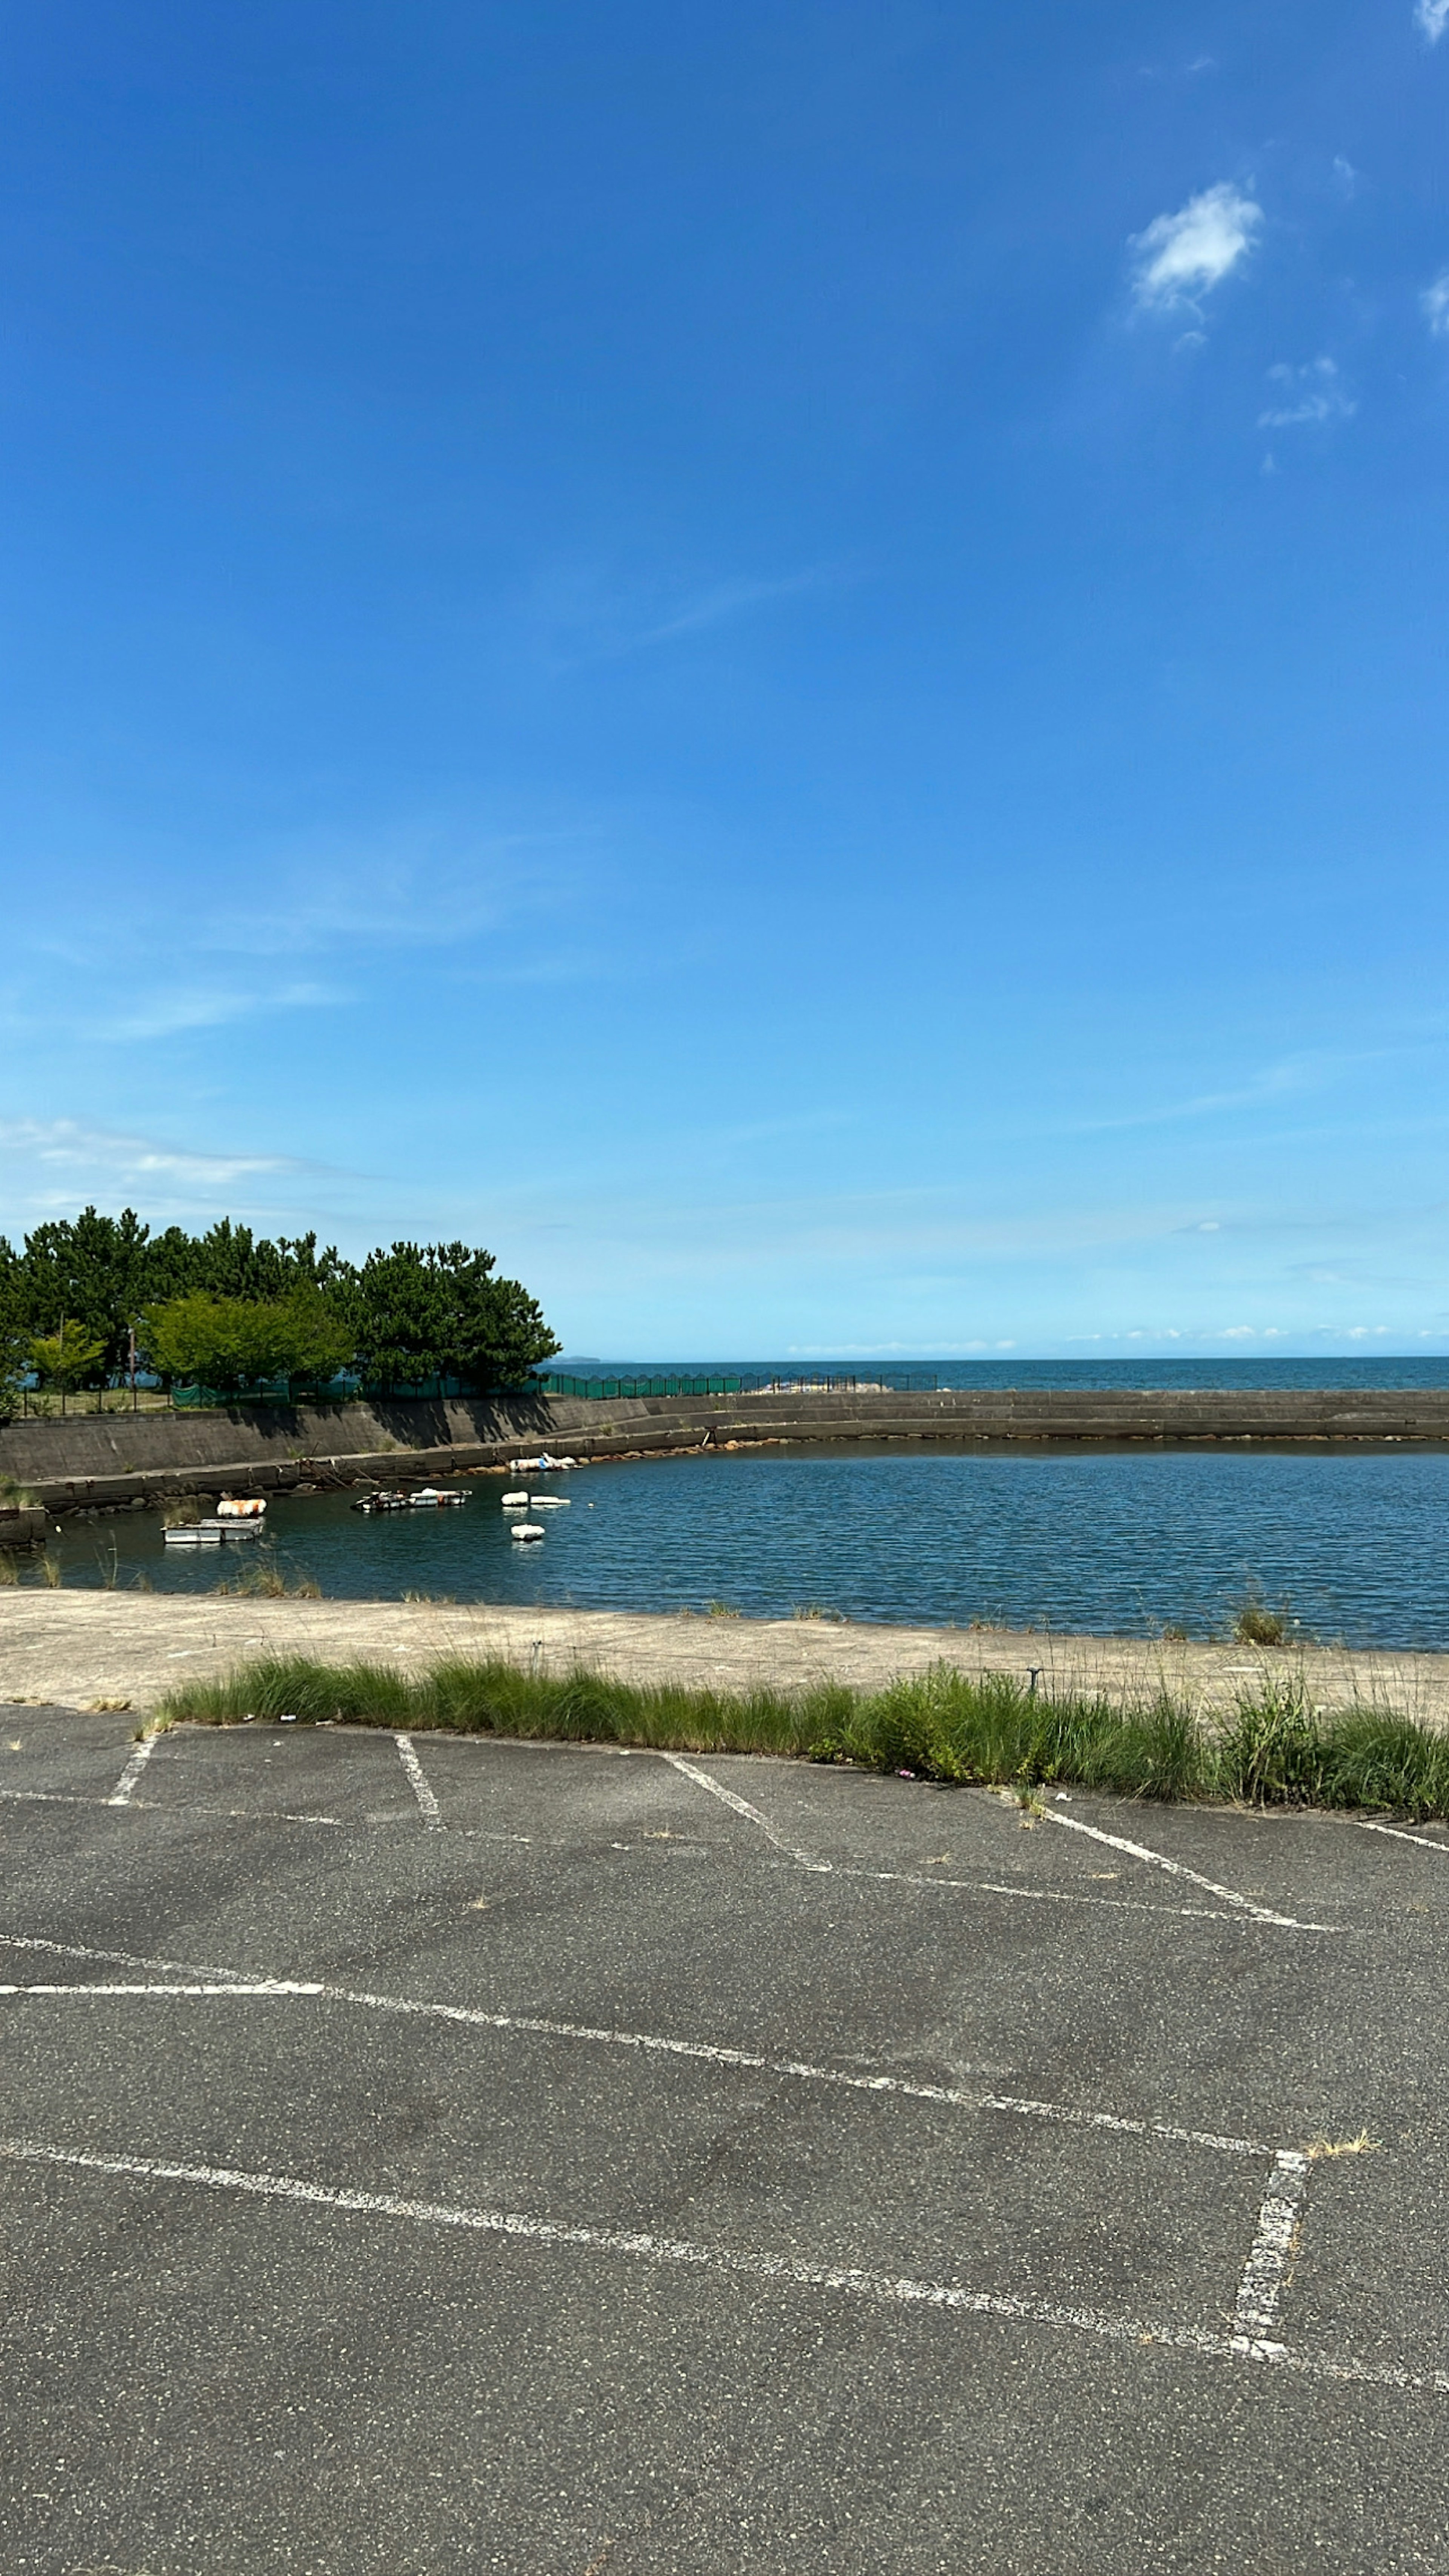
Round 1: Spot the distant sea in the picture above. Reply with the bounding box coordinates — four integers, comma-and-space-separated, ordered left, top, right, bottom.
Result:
553, 1357, 1449, 1392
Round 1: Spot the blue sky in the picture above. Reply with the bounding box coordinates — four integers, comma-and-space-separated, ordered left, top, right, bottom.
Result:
3, 2, 1448, 1358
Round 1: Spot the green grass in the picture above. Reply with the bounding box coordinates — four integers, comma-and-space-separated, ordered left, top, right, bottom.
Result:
157, 1654, 1449, 1820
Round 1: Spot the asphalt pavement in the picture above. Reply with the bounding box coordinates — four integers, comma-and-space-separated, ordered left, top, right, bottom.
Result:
3, 1705, 1448, 2573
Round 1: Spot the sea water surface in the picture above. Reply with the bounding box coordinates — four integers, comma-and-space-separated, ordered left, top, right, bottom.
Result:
45, 1440, 1449, 1650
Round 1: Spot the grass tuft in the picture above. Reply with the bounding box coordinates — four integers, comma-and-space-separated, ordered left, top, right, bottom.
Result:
157, 1653, 1449, 1822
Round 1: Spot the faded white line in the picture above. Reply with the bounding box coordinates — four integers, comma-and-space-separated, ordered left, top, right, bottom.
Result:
658, 1753, 830, 1870
1, 2137, 1437, 2396
982, 2096, 1269, 2158
0, 1946, 1275, 2157
107, 1736, 157, 1807
0, 1787, 337, 1826
0, 1934, 255, 1980
829, 1862, 1338, 1932
1042, 1809, 1312, 1928
394, 1734, 442, 1829
1355, 1819, 1449, 1855
0, 1982, 325, 1999
0, 1788, 1340, 1919
1232, 2151, 1311, 2358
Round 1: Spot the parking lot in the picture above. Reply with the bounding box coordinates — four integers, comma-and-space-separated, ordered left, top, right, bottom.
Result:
4, 1706, 1449, 2573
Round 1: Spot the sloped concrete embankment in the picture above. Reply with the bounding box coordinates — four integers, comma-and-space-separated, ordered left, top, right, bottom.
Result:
4, 1385, 1449, 1519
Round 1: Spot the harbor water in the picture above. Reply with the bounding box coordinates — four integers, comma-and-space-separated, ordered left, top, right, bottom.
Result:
39, 1437, 1449, 1651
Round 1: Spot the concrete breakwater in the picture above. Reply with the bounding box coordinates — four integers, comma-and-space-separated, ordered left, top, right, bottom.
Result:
5, 1384, 1449, 1522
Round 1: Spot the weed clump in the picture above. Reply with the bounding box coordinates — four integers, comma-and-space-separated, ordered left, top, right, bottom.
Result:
158, 1654, 1449, 1823
1232, 1588, 1292, 1648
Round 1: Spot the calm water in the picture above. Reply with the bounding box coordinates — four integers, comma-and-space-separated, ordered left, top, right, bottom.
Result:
45, 1441, 1449, 1649
561, 1358, 1449, 1390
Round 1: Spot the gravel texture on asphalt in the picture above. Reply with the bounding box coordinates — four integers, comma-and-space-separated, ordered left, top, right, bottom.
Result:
2, 1705, 1449, 2570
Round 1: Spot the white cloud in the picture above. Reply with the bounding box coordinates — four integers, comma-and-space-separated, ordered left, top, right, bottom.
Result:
0, 1118, 304, 1189
1422, 271, 1449, 335
99, 981, 341, 1043
1129, 182, 1263, 313
1417, 0, 1449, 43
1257, 356, 1356, 428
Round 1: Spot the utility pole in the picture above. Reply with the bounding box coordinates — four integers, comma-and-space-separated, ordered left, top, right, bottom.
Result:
129, 1323, 137, 1414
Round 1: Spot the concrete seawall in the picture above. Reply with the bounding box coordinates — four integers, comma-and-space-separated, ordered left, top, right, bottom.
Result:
4, 1384, 1449, 1518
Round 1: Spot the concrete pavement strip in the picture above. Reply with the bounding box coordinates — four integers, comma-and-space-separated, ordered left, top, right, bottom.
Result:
3, 1587, 1447, 1721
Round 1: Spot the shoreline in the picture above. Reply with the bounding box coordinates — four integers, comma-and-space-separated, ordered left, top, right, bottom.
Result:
5, 1590, 1448, 1724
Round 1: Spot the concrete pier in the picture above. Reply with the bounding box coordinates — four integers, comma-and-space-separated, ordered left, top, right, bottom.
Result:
3, 1384, 1449, 1516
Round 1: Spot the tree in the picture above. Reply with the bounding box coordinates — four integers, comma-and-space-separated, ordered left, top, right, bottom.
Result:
21, 1207, 152, 1373
141, 1290, 351, 1395
340, 1241, 560, 1390
29, 1324, 109, 1413
0, 1240, 27, 1405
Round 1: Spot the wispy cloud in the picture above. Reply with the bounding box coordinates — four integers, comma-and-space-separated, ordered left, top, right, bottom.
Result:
1422, 271, 1449, 336
638, 572, 826, 647
1129, 183, 1263, 314
0, 1118, 306, 1189
533, 563, 833, 668
98, 981, 342, 1043
1417, 0, 1449, 43
1257, 356, 1355, 428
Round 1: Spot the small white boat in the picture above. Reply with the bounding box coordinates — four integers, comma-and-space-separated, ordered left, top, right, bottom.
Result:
501, 1490, 530, 1508
509, 1522, 546, 1542
528, 1495, 569, 1508
406, 1487, 466, 1509
164, 1516, 265, 1546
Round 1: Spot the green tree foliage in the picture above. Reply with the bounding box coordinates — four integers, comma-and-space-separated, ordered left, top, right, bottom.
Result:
0, 1208, 557, 1398
142, 1290, 352, 1395
0, 1207, 346, 1378
29, 1326, 109, 1401
340, 1241, 560, 1390
19, 1207, 152, 1372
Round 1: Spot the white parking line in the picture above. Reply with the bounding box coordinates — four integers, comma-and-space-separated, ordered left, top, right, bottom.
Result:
0, 1939, 1276, 2151
0, 1934, 262, 1980
658, 1754, 829, 1869
659, 1755, 1334, 1931
1042, 1809, 1312, 1928
1232, 2151, 1311, 2357
1, 2136, 1437, 2396
0, 1789, 341, 1825
1355, 1819, 1449, 1854
106, 1736, 157, 1807
828, 1862, 1337, 1931
394, 1734, 442, 1829
0, 1982, 325, 1999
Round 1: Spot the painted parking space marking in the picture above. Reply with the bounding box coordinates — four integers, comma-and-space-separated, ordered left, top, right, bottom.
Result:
1355, 1818, 1449, 1854
394, 1732, 442, 1828
827, 1861, 1338, 1930
0, 1786, 342, 1825
0, 1936, 1279, 2149
106, 1735, 157, 1807
1042, 1807, 1316, 1928
0, 1730, 1348, 1928
1, 1981, 326, 1999
658, 1753, 829, 1869
1232, 2151, 1311, 2357
659, 1741, 1338, 1927
0, 2136, 1437, 2398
